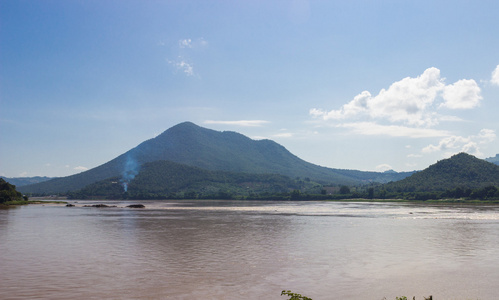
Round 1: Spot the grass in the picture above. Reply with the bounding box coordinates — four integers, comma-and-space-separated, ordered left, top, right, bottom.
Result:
0, 199, 67, 207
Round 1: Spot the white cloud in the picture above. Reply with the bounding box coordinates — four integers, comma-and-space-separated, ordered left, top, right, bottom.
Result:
440, 79, 481, 109
375, 164, 392, 172
437, 115, 464, 122
197, 38, 208, 47
422, 128, 496, 157
168, 58, 194, 76
310, 91, 371, 120
179, 38, 208, 49
73, 166, 89, 172
272, 132, 293, 138
491, 64, 499, 86
477, 128, 496, 143
179, 39, 192, 48
422, 135, 470, 153
168, 38, 208, 76
204, 120, 270, 127
336, 122, 449, 138
311, 67, 482, 127
368, 67, 444, 126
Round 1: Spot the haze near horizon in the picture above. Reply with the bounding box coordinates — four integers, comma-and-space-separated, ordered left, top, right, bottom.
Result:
1, 1, 498, 177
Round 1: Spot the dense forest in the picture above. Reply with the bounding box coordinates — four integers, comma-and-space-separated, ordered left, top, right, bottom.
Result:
17, 152, 496, 202
68, 160, 324, 200
63, 153, 499, 201
0, 178, 28, 204
383, 153, 499, 190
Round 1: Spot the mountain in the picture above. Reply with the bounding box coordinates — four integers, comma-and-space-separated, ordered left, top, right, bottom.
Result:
383, 153, 499, 193
19, 122, 412, 194
485, 154, 499, 165
70, 160, 307, 199
1, 176, 54, 187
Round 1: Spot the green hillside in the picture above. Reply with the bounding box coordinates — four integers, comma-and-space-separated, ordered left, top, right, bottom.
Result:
69, 160, 314, 199
0, 178, 27, 204
383, 153, 499, 193
20, 122, 412, 195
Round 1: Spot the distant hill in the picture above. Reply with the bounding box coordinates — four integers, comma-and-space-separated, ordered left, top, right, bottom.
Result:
485, 154, 499, 165
70, 160, 309, 199
1, 176, 54, 187
19, 122, 412, 194
383, 153, 499, 193
332, 168, 415, 183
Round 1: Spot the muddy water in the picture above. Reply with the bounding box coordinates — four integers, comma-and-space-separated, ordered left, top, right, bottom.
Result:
1, 200, 498, 299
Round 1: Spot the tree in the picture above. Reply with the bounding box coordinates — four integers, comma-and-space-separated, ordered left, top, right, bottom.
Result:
367, 187, 374, 199
290, 189, 301, 200
281, 290, 312, 300
0, 178, 25, 203
339, 185, 350, 194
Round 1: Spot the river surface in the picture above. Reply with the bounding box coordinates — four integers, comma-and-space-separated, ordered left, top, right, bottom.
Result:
1, 200, 498, 299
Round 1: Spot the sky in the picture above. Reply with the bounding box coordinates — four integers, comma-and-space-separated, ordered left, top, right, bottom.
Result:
1, 0, 498, 178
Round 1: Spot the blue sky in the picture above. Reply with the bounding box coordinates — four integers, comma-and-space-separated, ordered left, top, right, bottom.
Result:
1, 0, 498, 178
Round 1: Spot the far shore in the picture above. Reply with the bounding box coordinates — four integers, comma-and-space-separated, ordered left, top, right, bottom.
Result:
24, 197, 499, 205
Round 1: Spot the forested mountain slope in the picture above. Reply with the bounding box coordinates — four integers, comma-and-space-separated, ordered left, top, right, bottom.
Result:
70, 160, 307, 199
19, 122, 412, 194
383, 153, 499, 193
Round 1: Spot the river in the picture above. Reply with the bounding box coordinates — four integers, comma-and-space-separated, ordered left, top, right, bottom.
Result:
1, 200, 498, 299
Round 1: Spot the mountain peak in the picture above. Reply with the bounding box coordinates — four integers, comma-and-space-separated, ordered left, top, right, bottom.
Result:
19, 122, 411, 194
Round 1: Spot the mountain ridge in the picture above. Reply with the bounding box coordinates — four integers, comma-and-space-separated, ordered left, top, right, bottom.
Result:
19, 122, 412, 194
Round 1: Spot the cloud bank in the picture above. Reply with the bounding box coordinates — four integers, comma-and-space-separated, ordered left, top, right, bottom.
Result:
311, 67, 482, 127
422, 129, 496, 157
335, 122, 449, 138
310, 67, 495, 160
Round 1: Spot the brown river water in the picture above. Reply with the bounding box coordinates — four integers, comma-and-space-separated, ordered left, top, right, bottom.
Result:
1, 200, 498, 299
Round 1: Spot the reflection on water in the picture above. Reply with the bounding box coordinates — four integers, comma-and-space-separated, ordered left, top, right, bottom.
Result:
0, 201, 498, 299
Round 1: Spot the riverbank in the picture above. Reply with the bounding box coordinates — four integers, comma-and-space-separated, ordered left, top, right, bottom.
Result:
16, 197, 499, 206
0, 199, 67, 208
338, 198, 499, 204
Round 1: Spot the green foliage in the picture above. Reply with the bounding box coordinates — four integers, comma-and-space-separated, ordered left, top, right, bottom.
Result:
279, 291, 437, 300
384, 153, 499, 194
339, 185, 351, 194
69, 160, 309, 200
0, 178, 26, 204
281, 290, 312, 300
